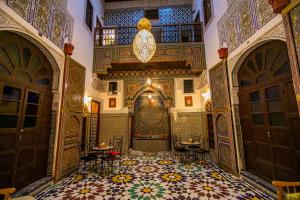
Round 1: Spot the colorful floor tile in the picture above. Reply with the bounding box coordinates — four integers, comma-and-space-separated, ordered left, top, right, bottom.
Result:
35, 153, 274, 200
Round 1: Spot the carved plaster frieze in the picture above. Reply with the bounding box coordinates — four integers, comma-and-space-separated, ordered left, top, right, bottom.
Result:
228, 22, 286, 87
0, 7, 65, 91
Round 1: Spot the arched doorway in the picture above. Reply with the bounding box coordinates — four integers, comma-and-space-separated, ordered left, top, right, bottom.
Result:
238, 40, 300, 182
132, 91, 170, 152
0, 31, 53, 190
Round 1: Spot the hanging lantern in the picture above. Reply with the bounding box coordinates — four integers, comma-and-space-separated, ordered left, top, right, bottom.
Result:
133, 18, 156, 63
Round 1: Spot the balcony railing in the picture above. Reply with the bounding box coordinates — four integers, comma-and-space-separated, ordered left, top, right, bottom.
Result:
94, 23, 203, 46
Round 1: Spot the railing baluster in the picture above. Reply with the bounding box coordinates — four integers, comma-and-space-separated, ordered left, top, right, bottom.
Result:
179, 24, 182, 43
94, 23, 203, 47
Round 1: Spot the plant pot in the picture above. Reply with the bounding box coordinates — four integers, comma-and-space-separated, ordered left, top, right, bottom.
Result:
64, 43, 74, 55
268, 0, 289, 13
218, 48, 228, 59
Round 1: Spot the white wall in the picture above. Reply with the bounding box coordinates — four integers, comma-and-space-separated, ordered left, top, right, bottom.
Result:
172, 77, 207, 113
67, 0, 104, 97
193, 0, 228, 70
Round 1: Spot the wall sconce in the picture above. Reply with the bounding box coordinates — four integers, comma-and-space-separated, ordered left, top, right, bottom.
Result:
202, 91, 211, 101
146, 78, 152, 85
84, 96, 92, 104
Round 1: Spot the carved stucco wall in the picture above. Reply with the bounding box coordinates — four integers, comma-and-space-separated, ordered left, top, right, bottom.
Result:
3, 0, 74, 48
124, 78, 175, 107
218, 0, 274, 53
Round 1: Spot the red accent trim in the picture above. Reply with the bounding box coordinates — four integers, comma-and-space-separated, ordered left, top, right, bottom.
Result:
64, 43, 74, 55
218, 48, 228, 59
268, 0, 289, 13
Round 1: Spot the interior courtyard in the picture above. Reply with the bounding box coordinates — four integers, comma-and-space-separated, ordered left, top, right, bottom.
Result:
0, 0, 300, 199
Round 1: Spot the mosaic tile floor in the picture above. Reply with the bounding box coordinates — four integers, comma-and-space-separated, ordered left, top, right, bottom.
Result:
35, 153, 273, 200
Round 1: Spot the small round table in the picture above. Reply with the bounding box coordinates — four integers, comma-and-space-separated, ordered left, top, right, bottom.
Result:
181, 141, 200, 146
92, 146, 114, 152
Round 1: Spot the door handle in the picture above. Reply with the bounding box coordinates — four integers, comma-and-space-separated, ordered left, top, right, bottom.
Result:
20, 129, 24, 132
267, 131, 271, 138
18, 135, 23, 142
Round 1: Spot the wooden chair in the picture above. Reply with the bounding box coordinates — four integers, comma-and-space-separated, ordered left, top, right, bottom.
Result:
0, 188, 15, 200
272, 181, 300, 200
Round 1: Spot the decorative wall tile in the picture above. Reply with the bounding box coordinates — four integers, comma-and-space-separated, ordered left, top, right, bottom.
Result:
290, 5, 300, 68
171, 112, 208, 142
4, 0, 74, 49
133, 94, 169, 139
124, 78, 175, 107
218, 0, 274, 53
100, 114, 129, 153
104, 7, 192, 27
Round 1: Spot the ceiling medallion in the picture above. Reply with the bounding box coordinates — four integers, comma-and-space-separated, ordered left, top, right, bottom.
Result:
133, 18, 156, 63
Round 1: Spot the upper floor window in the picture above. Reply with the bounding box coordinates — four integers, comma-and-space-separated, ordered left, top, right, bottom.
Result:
184, 80, 194, 93
203, 0, 212, 25
109, 82, 118, 94
85, 0, 93, 31
145, 9, 159, 20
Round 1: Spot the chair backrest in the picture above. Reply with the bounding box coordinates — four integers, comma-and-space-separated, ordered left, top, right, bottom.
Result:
273, 181, 300, 200
171, 135, 182, 149
0, 188, 16, 200
112, 137, 123, 153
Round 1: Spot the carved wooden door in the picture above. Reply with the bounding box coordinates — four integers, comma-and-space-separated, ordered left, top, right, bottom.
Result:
238, 40, 300, 182
0, 31, 53, 190
57, 58, 85, 179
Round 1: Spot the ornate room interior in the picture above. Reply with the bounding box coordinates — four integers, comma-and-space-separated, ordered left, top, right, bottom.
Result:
0, 0, 300, 199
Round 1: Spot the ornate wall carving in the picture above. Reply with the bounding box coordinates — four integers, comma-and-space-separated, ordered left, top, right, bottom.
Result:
209, 62, 237, 172
124, 78, 175, 107
284, 7, 300, 111
56, 58, 86, 179
210, 62, 229, 110
93, 43, 206, 74
218, 0, 274, 53
133, 94, 169, 139
0, 8, 64, 91
92, 73, 107, 92
215, 114, 231, 167
290, 6, 300, 70
4, 0, 74, 49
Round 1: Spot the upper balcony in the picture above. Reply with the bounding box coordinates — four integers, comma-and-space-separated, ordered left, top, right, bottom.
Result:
93, 23, 206, 76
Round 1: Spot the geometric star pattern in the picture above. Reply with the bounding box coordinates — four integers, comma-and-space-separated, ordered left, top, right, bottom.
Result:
35, 153, 273, 200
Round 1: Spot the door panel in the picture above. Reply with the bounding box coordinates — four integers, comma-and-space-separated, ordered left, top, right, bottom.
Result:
237, 41, 300, 182
0, 31, 53, 191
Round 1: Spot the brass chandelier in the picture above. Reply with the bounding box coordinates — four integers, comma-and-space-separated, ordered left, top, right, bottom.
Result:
133, 18, 156, 63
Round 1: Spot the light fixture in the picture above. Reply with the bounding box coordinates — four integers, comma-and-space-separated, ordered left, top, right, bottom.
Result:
133, 18, 156, 63
146, 78, 152, 85
202, 91, 211, 101
147, 94, 153, 99
84, 96, 92, 104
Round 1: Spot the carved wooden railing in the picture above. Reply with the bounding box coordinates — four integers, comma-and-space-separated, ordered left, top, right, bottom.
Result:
93, 23, 205, 75
94, 23, 203, 46
3, 0, 74, 49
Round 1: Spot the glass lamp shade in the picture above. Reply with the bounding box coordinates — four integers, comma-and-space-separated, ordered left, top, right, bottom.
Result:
133, 29, 156, 63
